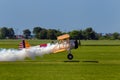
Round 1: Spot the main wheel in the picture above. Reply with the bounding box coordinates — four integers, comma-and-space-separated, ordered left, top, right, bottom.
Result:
67, 54, 73, 60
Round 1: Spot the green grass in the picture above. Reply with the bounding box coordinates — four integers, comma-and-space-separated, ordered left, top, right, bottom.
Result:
81, 40, 120, 46
1, 62, 120, 80
0, 40, 120, 80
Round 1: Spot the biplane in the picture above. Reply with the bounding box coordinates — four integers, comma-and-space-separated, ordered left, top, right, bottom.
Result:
19, 34, 78, 60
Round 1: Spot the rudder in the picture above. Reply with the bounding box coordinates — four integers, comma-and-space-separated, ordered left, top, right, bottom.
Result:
19, 40, 31, 49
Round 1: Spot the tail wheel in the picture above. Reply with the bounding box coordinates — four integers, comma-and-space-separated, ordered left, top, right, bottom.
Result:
67, 54, 73, 60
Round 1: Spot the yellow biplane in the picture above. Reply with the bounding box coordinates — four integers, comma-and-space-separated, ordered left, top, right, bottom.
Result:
19, 34, 78, 60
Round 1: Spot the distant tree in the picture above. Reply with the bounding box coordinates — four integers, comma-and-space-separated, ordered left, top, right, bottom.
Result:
47, 29, 53, 39
33, 27, 43, 38
0, 28, 4, 39
39, 29, 47, 39
79, 30, 84, 40
47, 29, 62, 39
69, 30, 80, 39
0, 27, 9, 39
82, 30, 87, 40
53, 29, 62, 37
97, 33, 103, 40
84, 27, 98, 40
8, 28, 15, 39
23, 29, 31, 39
33, 27, 42, 34
112, 32, 120, 40
47, 29, 56, 39
0, 27, 15, 39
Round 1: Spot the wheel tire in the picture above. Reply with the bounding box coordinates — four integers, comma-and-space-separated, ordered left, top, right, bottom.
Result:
67, 54, 73, 60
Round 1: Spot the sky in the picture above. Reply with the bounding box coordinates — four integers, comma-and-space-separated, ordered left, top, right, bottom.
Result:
0, 0, 120, 34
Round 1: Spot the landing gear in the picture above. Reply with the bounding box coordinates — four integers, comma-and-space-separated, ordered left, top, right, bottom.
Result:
67, 53, 73, 60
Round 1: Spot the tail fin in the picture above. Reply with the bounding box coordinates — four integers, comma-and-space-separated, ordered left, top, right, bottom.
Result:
19, 40, 31, 49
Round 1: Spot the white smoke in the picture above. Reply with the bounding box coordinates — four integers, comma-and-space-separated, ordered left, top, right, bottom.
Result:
0, 43, 56, 61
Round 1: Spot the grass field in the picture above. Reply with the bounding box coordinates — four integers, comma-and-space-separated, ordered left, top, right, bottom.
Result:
0, 40, 120, 80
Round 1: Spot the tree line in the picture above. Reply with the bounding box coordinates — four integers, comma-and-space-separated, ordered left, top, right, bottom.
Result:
0, 27, 120, 40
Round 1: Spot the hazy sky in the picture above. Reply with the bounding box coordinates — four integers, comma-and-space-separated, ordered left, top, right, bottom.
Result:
0, 0, 120, 34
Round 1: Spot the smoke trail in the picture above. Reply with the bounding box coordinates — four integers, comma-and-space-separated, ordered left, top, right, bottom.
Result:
0, 43, 56, 61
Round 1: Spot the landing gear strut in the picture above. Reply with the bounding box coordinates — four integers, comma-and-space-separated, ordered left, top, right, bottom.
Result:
67, 53, 73, 60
